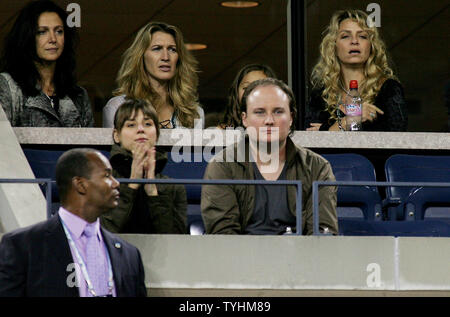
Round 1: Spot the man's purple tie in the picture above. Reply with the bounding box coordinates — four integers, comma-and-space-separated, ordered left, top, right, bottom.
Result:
83, 223, 108, 297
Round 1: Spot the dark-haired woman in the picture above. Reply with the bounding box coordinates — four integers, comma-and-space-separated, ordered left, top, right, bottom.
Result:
101, 99, 187, 234
220, 63, 277, 128
0, 0, 93, 127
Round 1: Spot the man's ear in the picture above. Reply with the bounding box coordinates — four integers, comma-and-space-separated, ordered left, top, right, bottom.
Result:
242, 112, 248, 128
72, 176, 87, 195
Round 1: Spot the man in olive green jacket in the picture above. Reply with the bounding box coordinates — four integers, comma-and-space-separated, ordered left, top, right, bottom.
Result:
201, 78, 338, 235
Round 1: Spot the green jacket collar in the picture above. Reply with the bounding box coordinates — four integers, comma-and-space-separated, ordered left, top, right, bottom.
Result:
226, 135, 299, 168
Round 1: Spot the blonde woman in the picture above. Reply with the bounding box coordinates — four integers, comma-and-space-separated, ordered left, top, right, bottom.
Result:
305, 9, 407, 131
103, 22, 204, 129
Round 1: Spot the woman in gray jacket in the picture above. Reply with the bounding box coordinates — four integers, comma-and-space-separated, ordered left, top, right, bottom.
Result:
0, 0, 93, 127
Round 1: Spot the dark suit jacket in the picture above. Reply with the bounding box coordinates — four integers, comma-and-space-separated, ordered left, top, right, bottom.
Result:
0, 215, 147, 297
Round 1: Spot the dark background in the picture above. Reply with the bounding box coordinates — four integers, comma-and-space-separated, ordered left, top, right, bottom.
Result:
1, 0, 448, 131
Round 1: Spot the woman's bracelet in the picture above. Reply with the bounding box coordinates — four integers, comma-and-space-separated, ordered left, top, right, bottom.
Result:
336, 108, 345, 131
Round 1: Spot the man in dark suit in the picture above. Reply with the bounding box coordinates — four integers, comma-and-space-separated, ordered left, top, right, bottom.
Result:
0, 148, 147, 297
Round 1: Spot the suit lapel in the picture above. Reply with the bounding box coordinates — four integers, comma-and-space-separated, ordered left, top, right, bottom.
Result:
101, 228, 124, 296
45, 215, 74, 266
44, 215, 79, 297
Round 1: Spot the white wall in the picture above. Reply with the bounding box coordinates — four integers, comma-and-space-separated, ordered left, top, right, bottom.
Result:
119, 234, 450, 295
0, 108, 46, 233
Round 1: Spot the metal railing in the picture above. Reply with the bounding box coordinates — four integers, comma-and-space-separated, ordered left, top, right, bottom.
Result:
5, 177, 449, 236
312, 181, 450, 235
0, 178, 303, 235
116, 178, 303, 235
0, 178, 53, 219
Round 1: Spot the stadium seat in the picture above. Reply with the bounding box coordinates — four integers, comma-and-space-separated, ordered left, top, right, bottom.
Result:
322, 153, 382, 221
338, 219, 450, 237
164, 152, 384, 235
162, 150, 208, 235
384, 154, 450, 221
23, 147, 207, 233
23, 148, 110, 217
23, 149, 65, 216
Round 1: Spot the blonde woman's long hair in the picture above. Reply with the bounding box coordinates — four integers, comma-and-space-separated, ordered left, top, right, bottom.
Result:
311, 9, 397, 120
114, 22, 200, 128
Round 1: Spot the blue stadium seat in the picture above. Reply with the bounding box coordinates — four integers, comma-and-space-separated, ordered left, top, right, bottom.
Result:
322, 153, 382, 221
23, 148, 110, 217
338, 219, 450, 237
23, 149, 65, 216
384, 154, 450, 221
162, 150, 208, 235
163, 152, 384, 235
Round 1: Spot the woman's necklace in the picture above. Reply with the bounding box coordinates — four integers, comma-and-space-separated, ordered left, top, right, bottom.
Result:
45, 93, 55, 108
159, 119, 172, 129
43, 84, 56, 108
339, 81, 351, 96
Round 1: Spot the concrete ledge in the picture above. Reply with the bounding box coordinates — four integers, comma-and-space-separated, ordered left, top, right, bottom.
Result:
1, 232, 448, 295
0, 110, 46, 233
117, 234, 450, 294
147, 288, 450, 297
14, 128, 450, 149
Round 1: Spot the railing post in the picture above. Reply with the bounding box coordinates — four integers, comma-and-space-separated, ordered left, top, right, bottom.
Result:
295, 181, 302, 236
312, 181, 320, 235
45, 180, 52, 219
